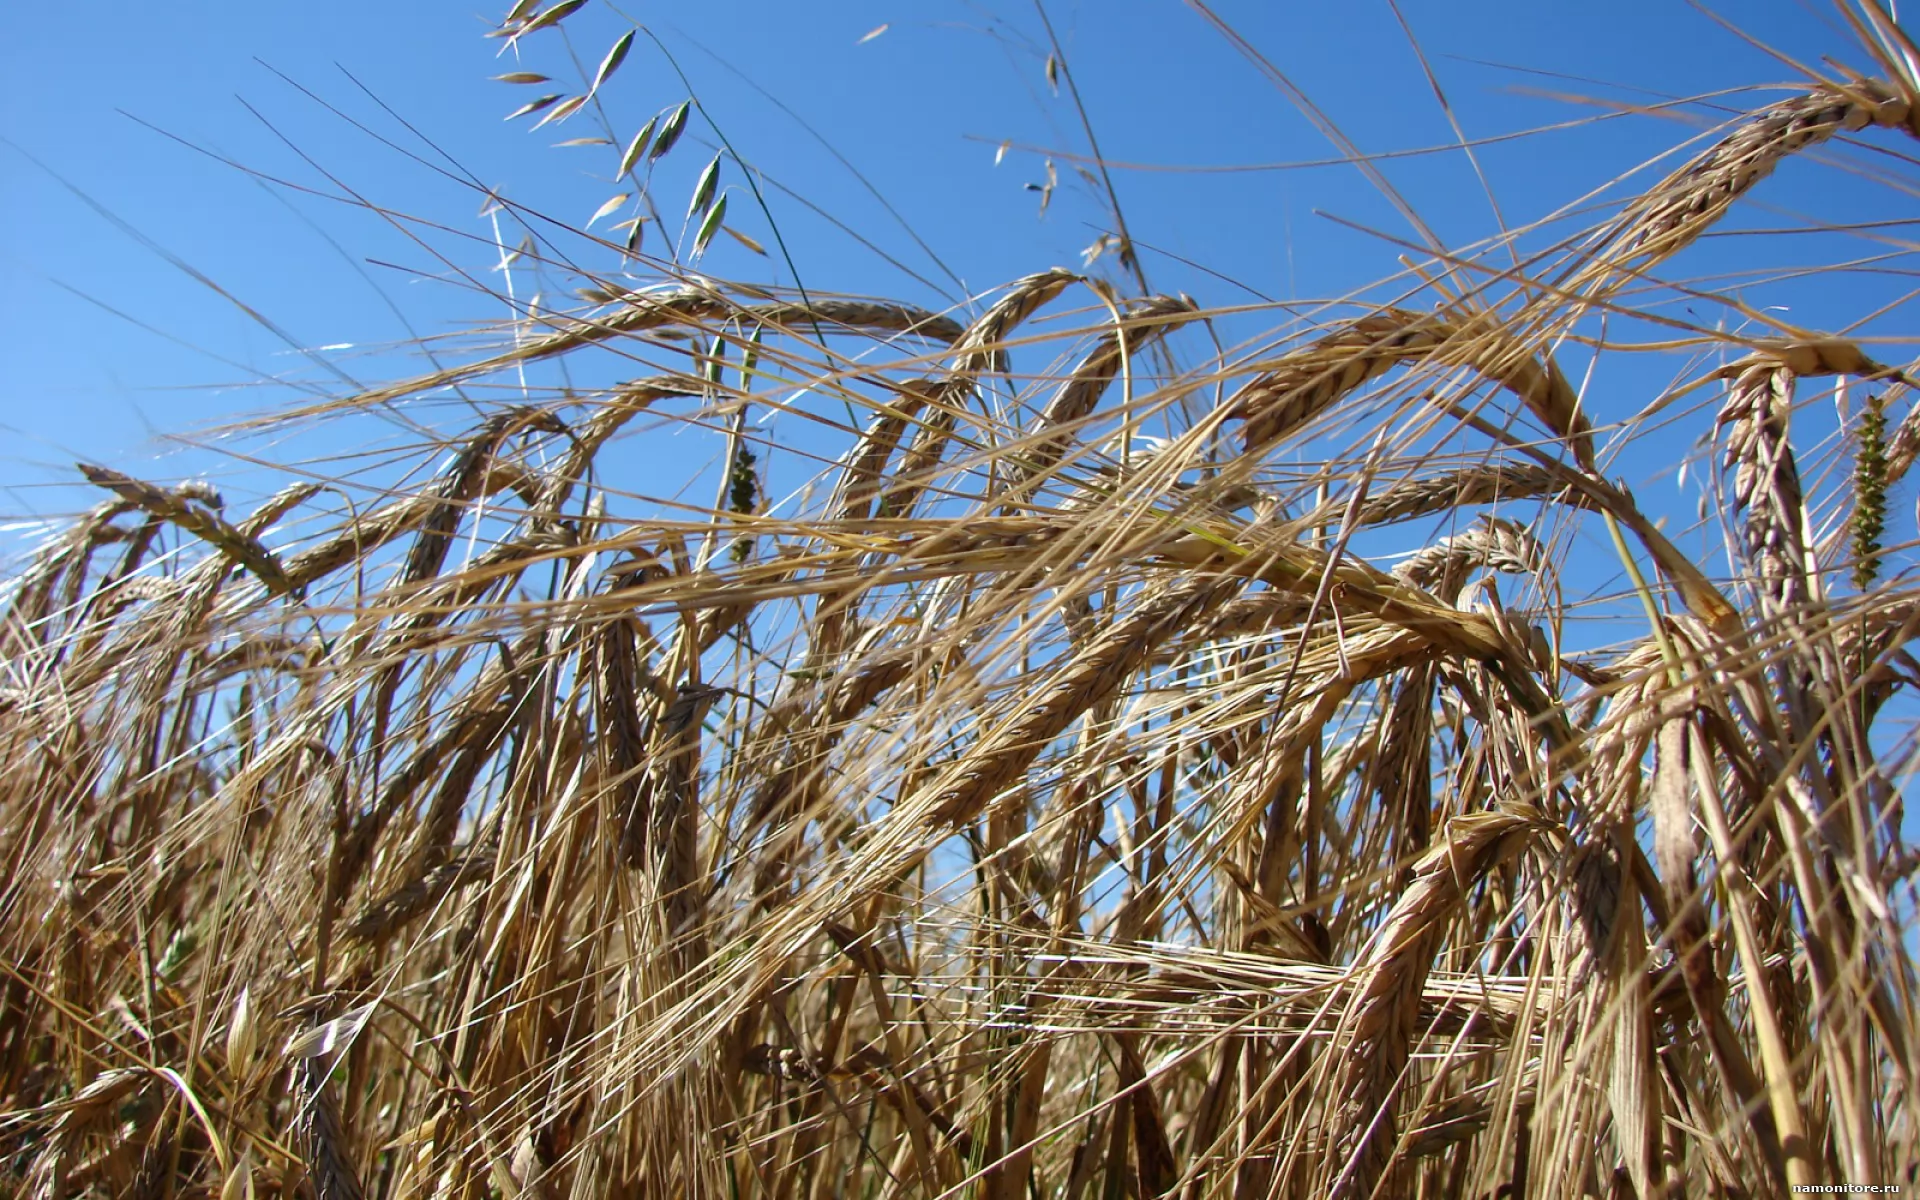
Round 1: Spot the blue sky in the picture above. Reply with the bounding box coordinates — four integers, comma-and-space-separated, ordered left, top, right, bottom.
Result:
0, 1, 1906, 524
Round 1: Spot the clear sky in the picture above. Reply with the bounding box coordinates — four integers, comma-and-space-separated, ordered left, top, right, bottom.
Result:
0, 1, 1904, 521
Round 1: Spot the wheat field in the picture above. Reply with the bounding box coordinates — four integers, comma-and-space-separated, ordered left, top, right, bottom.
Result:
3, 4, 1919, 1198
